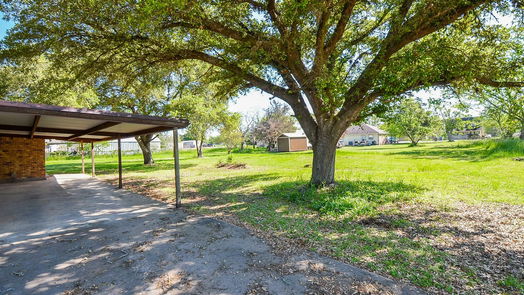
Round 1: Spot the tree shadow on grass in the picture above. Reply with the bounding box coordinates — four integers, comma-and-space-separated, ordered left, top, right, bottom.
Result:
46, 160, 196, 175
90, 169, 523, 292
358, 205, 524, 293
191, 173, 281, 196
183, 175, 524, 292
183, 176, 471, 289
263, 180, 422, 217
393, 145, 485, 162
187, 174, 422, 219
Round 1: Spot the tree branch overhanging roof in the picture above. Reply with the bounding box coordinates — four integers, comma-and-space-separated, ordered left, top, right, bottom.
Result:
0, 100, 189, 142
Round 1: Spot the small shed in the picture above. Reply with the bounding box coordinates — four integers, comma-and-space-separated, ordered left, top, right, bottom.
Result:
277, 133, 308, 152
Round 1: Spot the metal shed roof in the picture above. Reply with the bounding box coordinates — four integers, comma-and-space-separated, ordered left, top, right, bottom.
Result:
278, 132, 307, 138
0, 100, 189, 142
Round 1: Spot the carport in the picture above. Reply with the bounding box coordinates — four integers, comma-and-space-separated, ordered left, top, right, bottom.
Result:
0, 100, 189, 207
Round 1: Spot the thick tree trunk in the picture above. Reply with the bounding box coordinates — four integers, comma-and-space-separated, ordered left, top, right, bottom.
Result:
310, 129, 339, 186
520, 123, 524, 140
136, 135, 154, 165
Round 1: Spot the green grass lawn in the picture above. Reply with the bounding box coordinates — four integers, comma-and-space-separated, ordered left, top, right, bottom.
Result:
46, 139, 524, 294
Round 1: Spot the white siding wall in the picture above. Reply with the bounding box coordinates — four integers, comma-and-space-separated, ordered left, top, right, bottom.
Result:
340, 134, 381, 145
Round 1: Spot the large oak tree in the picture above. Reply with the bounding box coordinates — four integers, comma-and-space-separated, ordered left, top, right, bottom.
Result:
1, 0, 523, 185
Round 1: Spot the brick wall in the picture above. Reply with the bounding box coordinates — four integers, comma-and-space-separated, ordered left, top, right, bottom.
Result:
0, 137, 46, 180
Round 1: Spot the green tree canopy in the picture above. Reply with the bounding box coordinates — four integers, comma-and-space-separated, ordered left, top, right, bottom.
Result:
477, 87, 524, 139
429, 94, 469, 142
384, 98, 442, 146
172, 93, 229, 158
0, 56, 98, 107
94, 68, 182, 164
218, 112, 243, 154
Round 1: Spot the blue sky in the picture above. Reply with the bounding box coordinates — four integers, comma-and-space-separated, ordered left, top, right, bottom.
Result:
0, 12, 13, 40
229, 90, 272, 116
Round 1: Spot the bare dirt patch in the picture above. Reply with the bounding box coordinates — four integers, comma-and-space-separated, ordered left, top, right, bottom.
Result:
216, 162, 247, 169
360, 202, 524, 294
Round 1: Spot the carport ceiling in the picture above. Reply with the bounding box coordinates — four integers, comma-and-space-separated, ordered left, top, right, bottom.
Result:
0, 100, 189, 142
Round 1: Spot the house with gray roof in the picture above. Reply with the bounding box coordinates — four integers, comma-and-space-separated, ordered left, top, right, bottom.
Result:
339, 123, 388, 146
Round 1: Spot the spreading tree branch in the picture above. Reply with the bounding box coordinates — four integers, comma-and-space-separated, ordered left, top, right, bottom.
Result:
324, 0, 357, 56
476, 77, 524, 88
161, 18, 276, 53
335, 0, 489, 129
267, 0, 287, 36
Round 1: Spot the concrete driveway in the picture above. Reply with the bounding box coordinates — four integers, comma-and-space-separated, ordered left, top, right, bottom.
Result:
0, 175, 424, 295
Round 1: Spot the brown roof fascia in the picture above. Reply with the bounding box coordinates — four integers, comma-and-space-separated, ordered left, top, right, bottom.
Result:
0, 100, 189, 128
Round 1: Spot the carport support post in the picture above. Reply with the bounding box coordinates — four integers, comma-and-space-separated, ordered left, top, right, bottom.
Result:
91, 142, 95, 177
117, 137, 123, 189
173, 128, 181, 208
80, 142, 85, 174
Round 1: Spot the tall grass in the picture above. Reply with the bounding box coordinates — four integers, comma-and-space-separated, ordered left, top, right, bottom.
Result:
482, 139, 524, 158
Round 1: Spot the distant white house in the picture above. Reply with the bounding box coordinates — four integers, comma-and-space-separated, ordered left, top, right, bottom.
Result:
99, 137, 162, 153
339, 124, 388, 146
180, 140, 197, 149
46, 140, 76, 154
46, 137, 162, 155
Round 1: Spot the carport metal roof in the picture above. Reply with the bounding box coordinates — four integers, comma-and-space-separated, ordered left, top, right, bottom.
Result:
0, 100, 189, 142
0, 100, 186, 208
